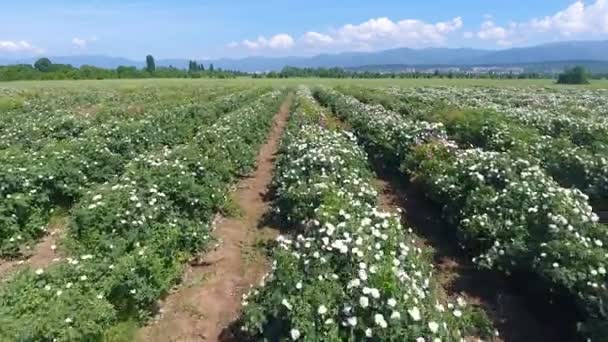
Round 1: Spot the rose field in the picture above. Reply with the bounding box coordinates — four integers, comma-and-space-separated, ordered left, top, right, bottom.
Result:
0, 79, 606, 341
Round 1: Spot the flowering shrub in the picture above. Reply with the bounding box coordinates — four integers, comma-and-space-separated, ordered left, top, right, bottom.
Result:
315, 88, 608, 340
383, 86, 608, 147
339, 86, 608, 206
315, 88, 451, 171
0, 88, 265, 257
241, 88, 489, 341
0, 90, 284, 340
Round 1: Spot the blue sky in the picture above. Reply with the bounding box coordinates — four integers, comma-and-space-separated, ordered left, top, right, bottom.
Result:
1, 0, 607, 60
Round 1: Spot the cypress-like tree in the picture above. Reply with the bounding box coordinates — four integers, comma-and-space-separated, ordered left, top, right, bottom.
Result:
145, 55, 156, 73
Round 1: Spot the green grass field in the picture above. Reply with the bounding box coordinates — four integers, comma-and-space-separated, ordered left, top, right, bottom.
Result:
2, 76, 608, 90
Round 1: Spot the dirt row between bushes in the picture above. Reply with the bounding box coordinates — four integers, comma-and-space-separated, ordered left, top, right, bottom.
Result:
0, 215, 66, 281
136, 95, 292, 342
372, 170, 567, 342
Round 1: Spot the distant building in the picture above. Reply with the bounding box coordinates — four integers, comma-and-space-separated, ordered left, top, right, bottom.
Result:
471, 66, 524, 74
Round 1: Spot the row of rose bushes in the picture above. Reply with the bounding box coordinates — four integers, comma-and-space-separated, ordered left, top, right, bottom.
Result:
0, 90, 284, 341
0, 85, 243, 149
315, 88, 608, 340
239, 88, 490, 341
338, 86, 608, 206
382, 86, 608, 152
0, 88, 264, 257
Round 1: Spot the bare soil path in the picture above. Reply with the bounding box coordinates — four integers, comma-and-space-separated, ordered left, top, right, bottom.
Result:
0, 214, 66, 281
136, 95, 292, 342
373, 168, 569, 342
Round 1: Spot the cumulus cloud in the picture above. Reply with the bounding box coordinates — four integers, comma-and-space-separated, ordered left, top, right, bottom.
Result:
530, 0, 608, 35
302, 31, 334, 46
231, 16, 463, 53
72, 37, 97, 49
332, 16, 463, 48
229, 1, 608, 53
236, 33, 295, 50
0, 40, 43, 54
473, 0, 608, 46
476, 20, 515, 46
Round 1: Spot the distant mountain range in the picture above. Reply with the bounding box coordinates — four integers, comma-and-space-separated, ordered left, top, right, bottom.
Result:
2, 40, 608, 72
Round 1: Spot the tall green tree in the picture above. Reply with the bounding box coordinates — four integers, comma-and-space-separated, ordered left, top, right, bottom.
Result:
209, 63, 214, 72
145, 55, 156, 73
34, 58, 52, 72
557, 66, 590, 84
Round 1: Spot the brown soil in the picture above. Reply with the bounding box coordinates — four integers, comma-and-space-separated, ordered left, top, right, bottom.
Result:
373, 172, 568, 342
136, 95, 292, 342
0, 215, 66, 280
74, 104, 102, 117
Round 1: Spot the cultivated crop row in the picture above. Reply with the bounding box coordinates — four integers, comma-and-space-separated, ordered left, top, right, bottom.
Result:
385, 86, 608, 152
339, 86, 608, 207
240, 88, 490, 341
0, 88, 265, 257
315, 88, 608, 340
0, 90, 284, 341
0, 85, 243, 150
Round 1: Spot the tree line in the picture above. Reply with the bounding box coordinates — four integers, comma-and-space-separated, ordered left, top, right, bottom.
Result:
0, 56, 602, 83
254, 66, 552, 80
0, 55, 245, 81
255, 65, 604, 82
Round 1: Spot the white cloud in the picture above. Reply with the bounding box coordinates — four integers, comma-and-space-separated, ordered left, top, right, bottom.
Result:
72, 37, 97, 49
72, 38, 87, 48
238, 33, 295, 50
473, 0, 608, 46
0, 40, 43, 54
268, 34, 295, 48
302, 31, 334, 46
463, 31, 474, 39
529, 0, 608, 35
476, 20, 514, 46
232, 16, 463, 53
334, 16, 463, 48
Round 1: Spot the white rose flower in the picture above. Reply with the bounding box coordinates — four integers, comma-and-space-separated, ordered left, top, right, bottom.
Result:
317, 305, 327, 315
374, 313, 388, 328
290, 329, 301, 340
408, 307, 421, 321
359, 296, 369, 308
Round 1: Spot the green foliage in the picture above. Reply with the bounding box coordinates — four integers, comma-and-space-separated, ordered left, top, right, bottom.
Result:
0, 86, 267, 257
557, 66, 590, 84
315, 87, 608, 340
358, 85, 608, 205
0, 95, 23, 112
0, 63, 244, 81
145, 55, 156, 73
34, 57, 52, 72
0, 89, 285, 340
241, 88, 491, 341
188, 60, 205, 73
